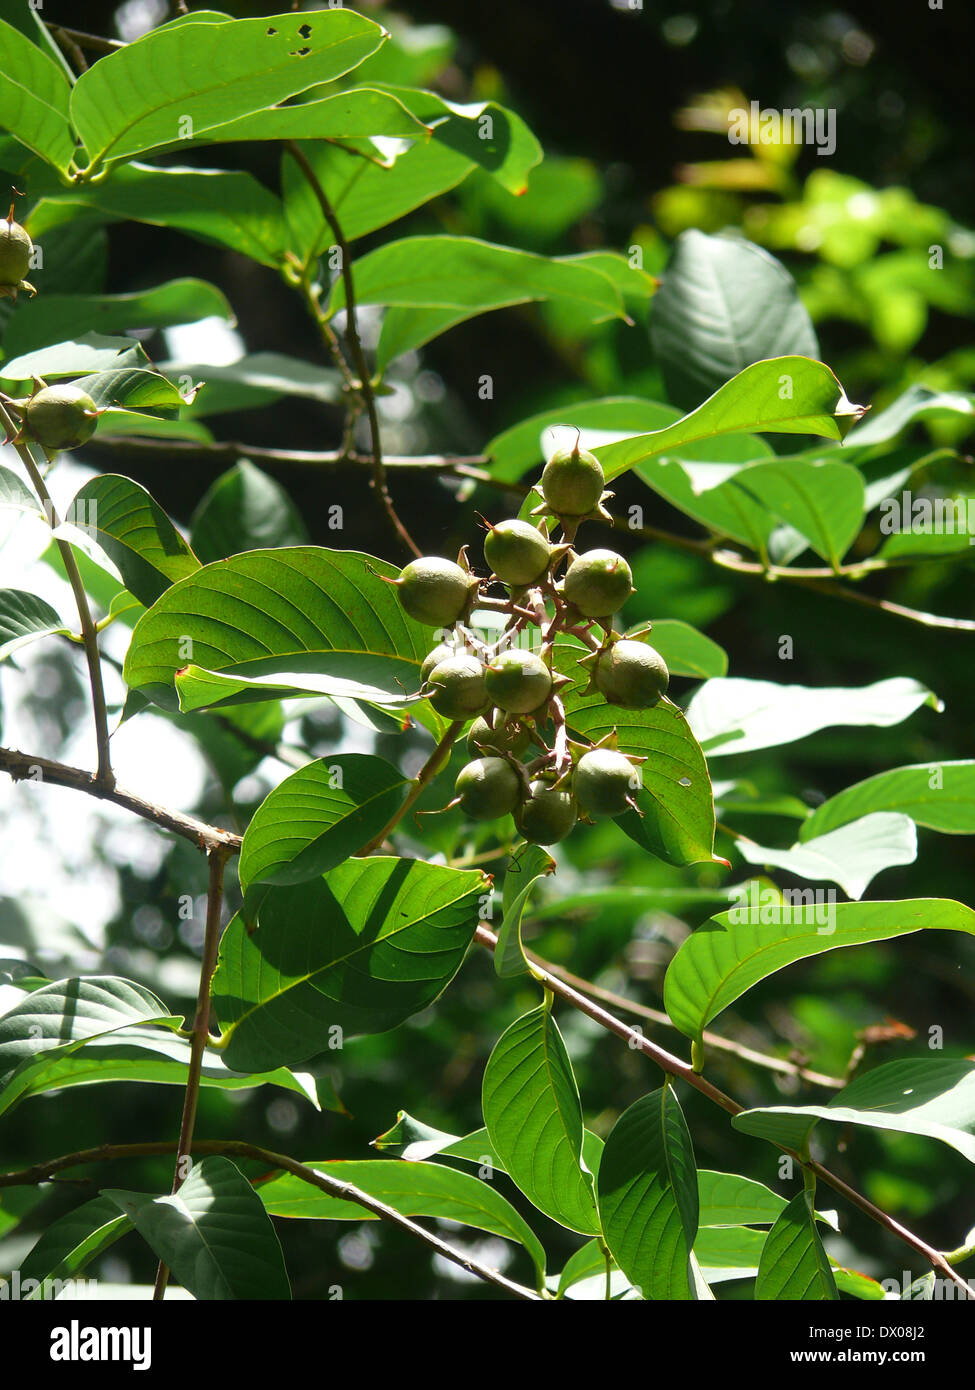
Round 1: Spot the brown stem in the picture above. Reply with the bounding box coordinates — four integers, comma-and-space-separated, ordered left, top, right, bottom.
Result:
153, 847, 230, 1299
0, 407, 114, 787
284, 141, 421, 559
42, 23, 124, 52
475, 925, 973, 1297
358, 721, 464, 856
0, 1140, 540, 1299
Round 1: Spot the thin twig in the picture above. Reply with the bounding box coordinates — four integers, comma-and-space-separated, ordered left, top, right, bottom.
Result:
42, 23, 125, 52
358, 721, 464, 856
284, 140, 421, 559
0, 746, 241, 854
153, 846, 230, 1300
0, 1140, 541, 1299
0, 405, 114, 787
475, 925, 972, 1296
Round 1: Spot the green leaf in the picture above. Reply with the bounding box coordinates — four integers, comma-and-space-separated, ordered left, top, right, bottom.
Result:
258, 1157, 546, 1288
596, 358, 865, 483
372, 1112, 500, 1166
191, 86, 429, 145
485, 397, 681, 484
802, 760, 975, 840
103, 1156, 291, 1299
645, 620, 728, 679
0, 18, 74, 171
494, 845, 555, 978
0, 465, 42, 516
731, 458, 865, 567
558, 652, 716, 866
2, 333, 148, 381
69, 474, 200, 606
650, 231, 819, 410
70, 9, 386, 171
20, 1197, 130, 1296
172, 661, 425, 716
0, 588, 66, 661
844, 383, 975, 449
213, 858, 486, 1071
735, 813, 918, 900
0, 975, 176, 1115
10, 1027, 320, 1110
697, 1170, 789, 1227
482, 1005, 599, 1233
734, 1058, 975, 1165
190, 460, 308, 563
693, 1223, 766, 1282
597, 1086, 700, 1300
238, 754, 407, 892
122, 546, 431, 712
325, 236, 625, 370
0, 279, 233, 362
663, 897, 975, 1045
556, 1239, 617, 1297
686, 675, 939, 756
755, 1191, 838, 1300
174, 355, 342, 417
34, 163, 290, 268
76, 366, 187, 416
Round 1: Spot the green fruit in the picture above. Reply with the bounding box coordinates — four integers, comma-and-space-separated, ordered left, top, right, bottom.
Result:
484, 649, 552, 714
594, 639, 669, 708
397, 557, 472, 627
0, 219, 32, 287
515, 779, 577, 844
573, 748, 641, 819
541, 443, 604, 517
562, 549, 633, 618
420, 641, 458, 685
426, 654, 488, 720
455, 756, 521, 821
467, 715, 530, 758
483, 519, 552, 586
24, 386, 98, 452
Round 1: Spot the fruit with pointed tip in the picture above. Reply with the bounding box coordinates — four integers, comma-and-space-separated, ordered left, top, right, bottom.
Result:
515, 779, 577, 844
594, 639, 669, 708
485, 648, 552, 714
397, 557, 473, 627
426, 654, 489, 720
0, 218, 32, 288
467, 714, 530, 758
541, 442, 604, 518
454, 756, 521, 821
483, 518, 552, 586
24, 385, 99, 452
573, 748, 642, 819
562, 548, 633, 617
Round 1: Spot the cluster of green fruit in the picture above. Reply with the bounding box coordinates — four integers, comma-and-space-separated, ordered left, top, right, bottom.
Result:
1, 213, 100, 452
391, 441, 670, 844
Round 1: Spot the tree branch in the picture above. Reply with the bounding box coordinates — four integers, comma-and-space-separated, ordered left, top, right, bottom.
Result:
0, 746, 241, 854
0, 1139, 541, 1300
475, 925, 972, 1297
284, 141, 421, 559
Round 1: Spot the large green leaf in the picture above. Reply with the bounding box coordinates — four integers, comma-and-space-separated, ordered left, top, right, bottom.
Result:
172, 661, 427, 716
238, 754, 407, 892
69, 474, 199, 607
0, 18, 74, 171
485, 397, 680, 484
177, 357, 342, 418
735, 813, 918, 900
0, 589, 67, 661
190, 461, 308, 564
70, 9, 385, 171
597, 1086, 700, 1300
643, 620, 728, 680
650, 231, 819, 410
103, 1157, 291, 1299
19, 1197, 130, 1296
325, 235, 625, 370
685, 675, 939, 757
190, 86, 429, 145
596, 358, 865, 483
802, 761, 975, 840
731, 458, 865, 567
0, 976, 176, 1115
697, 1170, 789, 1228
258, 1157, 546, 1287
122, 546, 430, 712
212, 857, 486, 1071
735, 1058, 975, 1164
482, 1005, 600, 1234
2, 333, 149, 382
558, 649, 716, 866
755, 1191, 838, 1300
0, 279, 233, 362
663, 898, 975, 1045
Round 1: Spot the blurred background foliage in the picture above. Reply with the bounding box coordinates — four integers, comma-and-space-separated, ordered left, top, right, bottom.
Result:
0, 0, 973, 1299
